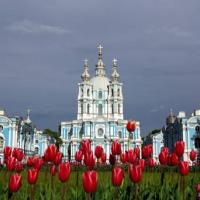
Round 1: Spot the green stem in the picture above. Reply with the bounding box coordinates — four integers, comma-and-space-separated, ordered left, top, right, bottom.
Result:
135, 183, 138, 200
61, 183, 66, 200
76, 165, 79, 200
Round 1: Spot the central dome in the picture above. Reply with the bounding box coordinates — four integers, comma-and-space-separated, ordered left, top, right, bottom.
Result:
90, 76, 110, 90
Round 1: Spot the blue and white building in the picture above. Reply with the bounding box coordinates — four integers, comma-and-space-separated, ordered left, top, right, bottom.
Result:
163, 109, 200, 163
0, 108, 49, 160
60, 45, 142, 160
143, 130, 164, 163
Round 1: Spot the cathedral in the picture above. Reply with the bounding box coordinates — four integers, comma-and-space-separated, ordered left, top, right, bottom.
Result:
60, 45, 142, 160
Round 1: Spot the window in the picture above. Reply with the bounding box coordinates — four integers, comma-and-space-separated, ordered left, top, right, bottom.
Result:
81, 104, 83, 114
118, 104, 121, 114
35, 147, 39, 154
98, 104, 103, 115
0, 125, 3, 132
81, 88, 83, 97
111, 89, 114, 97
87, 104, 90, 114
118, 131, 122, 138
195, 138, 200, 148
195, 126, 200, 133
87, 89, 90, 97
117, 88, 120, 97
0, 137, 4, 152
98, 91, 102, 99
111, 104, 114, 114
98, 128, 104, 137
35, 140, 38, 144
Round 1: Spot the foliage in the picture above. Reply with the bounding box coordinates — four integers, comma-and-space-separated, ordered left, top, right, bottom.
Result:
43, 129, 63, 150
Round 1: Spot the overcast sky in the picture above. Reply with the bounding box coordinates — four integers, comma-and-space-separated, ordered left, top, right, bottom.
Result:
0, 0, 200, 135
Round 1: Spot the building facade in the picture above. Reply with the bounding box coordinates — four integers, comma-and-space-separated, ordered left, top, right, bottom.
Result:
163, 109, 200, 163
143, 130, 164, 163
0, 108, 49, 160
60, 45, 142, 160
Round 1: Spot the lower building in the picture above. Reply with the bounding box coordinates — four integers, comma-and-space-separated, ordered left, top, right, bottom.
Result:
162, 109, 200, 163
143, 129, 164, 163
0, 108, 49, 160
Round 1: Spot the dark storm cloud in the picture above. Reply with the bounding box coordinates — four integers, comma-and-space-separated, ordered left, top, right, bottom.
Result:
0, 0, 200, 135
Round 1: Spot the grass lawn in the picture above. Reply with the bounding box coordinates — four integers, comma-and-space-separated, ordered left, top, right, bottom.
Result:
0, 167, 199, 200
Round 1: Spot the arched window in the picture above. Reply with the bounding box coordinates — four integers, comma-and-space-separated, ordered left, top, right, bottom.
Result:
118, 131, 122, 138
87, 89, 90, 97
87, 104, 90, 114
111, 89, 114, 97
81, 88, 83, 97
118, 104, 121, 114
34, 147, 39, 154
98, 104, 103, 115
117, 88, 120, 97
98, 91, 102, 99
98, 128, 104, 137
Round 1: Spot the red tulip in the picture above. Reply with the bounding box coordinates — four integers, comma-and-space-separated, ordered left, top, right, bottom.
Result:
109, 154, 116, 166
33, 158, 43, 171
179, 161, 189, 176
127, 150, 136, 164
159, 151, 168, 165
148, 145, 153, 157
50, 165, 56, 176
111, 140, 121, 155
15, 162, 23, 173
196, 183, 200, 193
126, 121, 136, 132
81, 140, 91, 155
138, 159, 145, 171
75, 150, 83, 162
101, 153, 106, 163
162, 147, 169, 154
134, 147, 140, 158
120, 153, 127, 163
28, 169, 39, 185
82, 171, 97, 193
6, 157, 16, 171
16, 149, 24, 162
169, 153, 179, 166
84, 152, 95, 170
9, 174, 22, 193
190, 150, 197, 161
3, 146, 12, 159
27, 157, 34, 167
148, 158, 154, 167
58, 162, 71, 183
95, 146, 103, 159
112, 167, 124, 187
43, 149, 51, 162
46, 145, 58, 162
142, 145, 152, 159
174, 141, 185, 158
53, 152, 62, 165
12, 148, 19, 158
129, 165, 142, 183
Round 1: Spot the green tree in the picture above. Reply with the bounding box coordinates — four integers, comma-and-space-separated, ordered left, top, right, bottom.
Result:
43, 128, 63, 150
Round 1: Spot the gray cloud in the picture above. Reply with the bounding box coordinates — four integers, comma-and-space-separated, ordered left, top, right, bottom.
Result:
5, 20, 70, 35
0, 0, 200, 135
